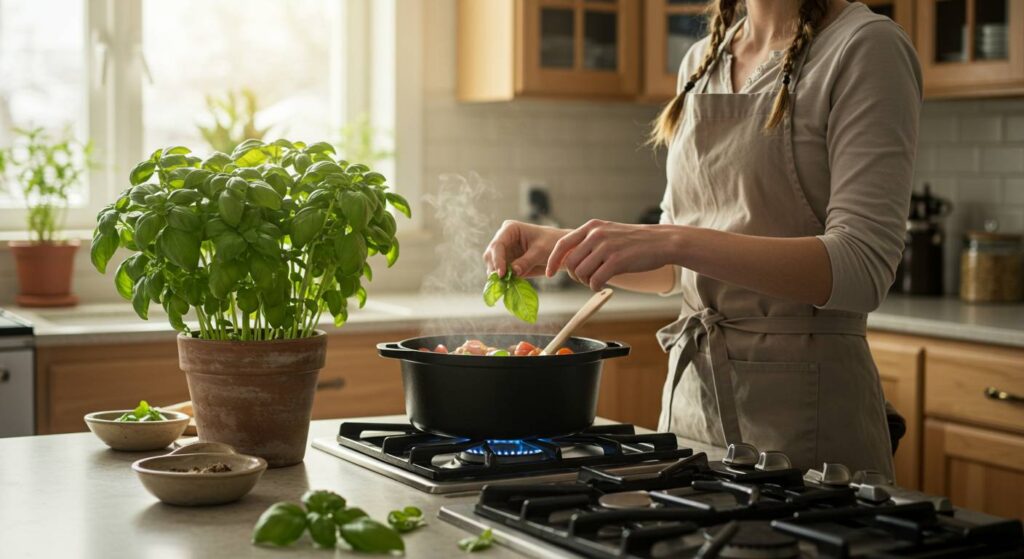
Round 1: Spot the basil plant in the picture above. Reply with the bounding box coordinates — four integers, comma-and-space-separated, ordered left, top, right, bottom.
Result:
91, 139, 410, 341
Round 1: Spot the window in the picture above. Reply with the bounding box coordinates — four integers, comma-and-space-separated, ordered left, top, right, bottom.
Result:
0, 0, 415, 232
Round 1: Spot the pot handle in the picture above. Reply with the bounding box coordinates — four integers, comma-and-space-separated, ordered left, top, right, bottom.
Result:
377, 342, 411, 359
600, 341, 631, 359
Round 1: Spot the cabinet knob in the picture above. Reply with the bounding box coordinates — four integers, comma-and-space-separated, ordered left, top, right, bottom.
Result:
316, 377, 346, 391
984, 386, 1024, 405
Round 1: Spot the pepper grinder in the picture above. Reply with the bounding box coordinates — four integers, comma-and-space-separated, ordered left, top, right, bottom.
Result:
892, 183, 951, 296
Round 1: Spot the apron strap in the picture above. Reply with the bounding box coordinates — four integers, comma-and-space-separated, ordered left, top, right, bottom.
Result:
662, 309, 866, 445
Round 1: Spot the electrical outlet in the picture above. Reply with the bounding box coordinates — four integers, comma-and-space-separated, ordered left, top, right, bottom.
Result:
519, 180, 549, 218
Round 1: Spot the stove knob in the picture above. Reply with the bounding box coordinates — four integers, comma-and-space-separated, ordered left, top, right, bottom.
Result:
856, 484, 891, 504
755, 451, 792, 472
723, 442, 759, 467
851, 469, 892, 486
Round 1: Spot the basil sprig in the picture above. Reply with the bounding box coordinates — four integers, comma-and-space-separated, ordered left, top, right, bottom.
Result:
116, 400, 167, 422
458, 528, 494, 552
483, 270, 539, 324
387, 506, 425, 533
252, 503, 307, 547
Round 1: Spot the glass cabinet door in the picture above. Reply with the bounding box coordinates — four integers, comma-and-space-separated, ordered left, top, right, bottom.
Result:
862, 0, 915, 35
643, 0, 705, 101
523, 0, 640, 98
974, 0, 1009, 61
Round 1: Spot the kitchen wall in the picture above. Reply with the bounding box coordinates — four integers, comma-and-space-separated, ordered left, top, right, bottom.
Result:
913, 98, 1024, 293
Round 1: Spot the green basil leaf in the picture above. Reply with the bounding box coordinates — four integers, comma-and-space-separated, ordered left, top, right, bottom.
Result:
219, 190, 245, 227
248, 181, 283, 210
458, 528, 494, 553
168, 189, 202, 206
323, 290, 344, 318
338, 517, 404, 554
204, 218, 231, 240
213, 232, 247, 261
503, 276, 539, 324
385, 239, 399, 268
385, 192, 411, 218
330, 507, 368, 527
253, 233, 280, 258
387, 506, 425, 533
363, 171, 386, 186
251, 502, 307, 547
302, 490, 347, 515
294, 153, 312, 173
340, 191, 370, 230
333, 231, 367, 276
90, 231, 119, 274
304, 141, 336, 156
355, 286, 367, 309
236, 287, 260, 314
307, 512, 337, 549
157, 228, 201, 271
290, 207, 325, 248
129, 160, 156, 186
202, 152, 232, 172
131, 277, 150, 320
167, 206, 200, 231
482, 273, 506, 307
113, 259, 134, 300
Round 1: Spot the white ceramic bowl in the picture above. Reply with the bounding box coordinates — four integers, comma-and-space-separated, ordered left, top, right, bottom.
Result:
84, 410, 190, 451
132, 452, 267, 506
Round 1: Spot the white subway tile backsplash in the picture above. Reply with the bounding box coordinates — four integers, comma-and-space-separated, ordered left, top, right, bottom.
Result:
959, 116, 1003, 142
980, 147, 1024, 173
1004, 178, 1024, 205
918, 115, 957, 144
958, 177, 1002, 203
935, 147, 978, 172
1007, 116, 1024, 142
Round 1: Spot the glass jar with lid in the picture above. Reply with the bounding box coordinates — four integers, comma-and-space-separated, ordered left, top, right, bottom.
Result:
959, 229, 1024, 303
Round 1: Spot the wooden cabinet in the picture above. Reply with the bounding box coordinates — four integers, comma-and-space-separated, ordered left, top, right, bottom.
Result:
868, 332, 924, 489
924, 419, 1024, 520
916, 0, 1024, 98
863, 0, 916, 34
642, 0, 706, 101
458, 0, 641, 101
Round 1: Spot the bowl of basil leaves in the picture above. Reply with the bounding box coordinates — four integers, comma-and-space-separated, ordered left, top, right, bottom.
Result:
85, 400, 190, 451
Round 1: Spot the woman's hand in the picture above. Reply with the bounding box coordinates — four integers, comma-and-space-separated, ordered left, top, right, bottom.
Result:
483, 220, 568, 277
546, 220, 682, 290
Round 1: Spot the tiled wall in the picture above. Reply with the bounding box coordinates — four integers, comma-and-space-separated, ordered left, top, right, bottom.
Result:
913, 98, 1024, 293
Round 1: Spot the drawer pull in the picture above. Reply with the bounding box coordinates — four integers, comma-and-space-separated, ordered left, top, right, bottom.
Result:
984, 386, 1024, 405
317, 378, 346, 391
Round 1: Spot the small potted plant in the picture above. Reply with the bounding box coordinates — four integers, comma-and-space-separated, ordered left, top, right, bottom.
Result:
90, 139, 410, 467
0, 127, 92, 307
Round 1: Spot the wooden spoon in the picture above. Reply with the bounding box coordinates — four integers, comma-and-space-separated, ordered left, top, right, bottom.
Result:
541, 288, 614, 355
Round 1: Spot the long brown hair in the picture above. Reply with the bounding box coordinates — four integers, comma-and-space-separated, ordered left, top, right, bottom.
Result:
649, 0, 829, 147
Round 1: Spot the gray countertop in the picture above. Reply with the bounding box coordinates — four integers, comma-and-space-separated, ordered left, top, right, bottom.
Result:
5, 290, 1023, 348
0, 417, 723, 558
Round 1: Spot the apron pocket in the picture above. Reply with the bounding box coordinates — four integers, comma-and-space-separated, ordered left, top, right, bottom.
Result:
730, 360, 819, 467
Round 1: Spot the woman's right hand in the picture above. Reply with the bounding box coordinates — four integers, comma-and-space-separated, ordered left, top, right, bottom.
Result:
483, 220, 567, 278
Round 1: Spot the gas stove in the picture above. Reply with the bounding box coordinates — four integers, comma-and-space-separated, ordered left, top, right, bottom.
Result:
311, 420, 694, 494
439, 447, 1024, 558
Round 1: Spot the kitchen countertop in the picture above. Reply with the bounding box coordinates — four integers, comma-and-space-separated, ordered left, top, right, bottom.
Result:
5, 290, 1023, 348
0, 417, 724, 558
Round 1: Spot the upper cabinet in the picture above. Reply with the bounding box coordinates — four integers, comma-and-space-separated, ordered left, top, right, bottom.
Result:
457, 0, 640, 101
916, 0, 1024, 98
863, 0, 916, 35
642, 1, 707, 101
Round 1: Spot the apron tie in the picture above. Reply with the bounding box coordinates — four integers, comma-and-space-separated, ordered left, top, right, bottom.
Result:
658, 308, 867, 445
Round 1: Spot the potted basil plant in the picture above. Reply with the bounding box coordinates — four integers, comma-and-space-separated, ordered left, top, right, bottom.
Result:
91, 139, 410, 467
0, 127, 92, 307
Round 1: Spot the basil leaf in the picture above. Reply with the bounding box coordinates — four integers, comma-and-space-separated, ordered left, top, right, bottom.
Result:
90, 230, 119, 274
167, 206, 200, 231
131, 277, 150, 320
290, 207, 325, 248
134, 212, 165, 249
113, 259, 134, 300
503, 276, 539, 324
458, 528, 494, 552
157, 228, 201, 271
338, 517, 404, 554
218, 190, 245, 227
330, 507, 368, 527
129, 160, 156, 185
301, 490, 346, 515
252, 502, 307, 547
482, 273, 506, 307
387, 506, 425, 533
307, 512, 337, 548
385, 239, 400, 268
334, 231, 367, 276
248, 181, 283, 210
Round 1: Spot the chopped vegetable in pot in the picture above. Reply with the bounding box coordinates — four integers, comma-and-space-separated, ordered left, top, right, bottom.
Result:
419, 339, 573, 356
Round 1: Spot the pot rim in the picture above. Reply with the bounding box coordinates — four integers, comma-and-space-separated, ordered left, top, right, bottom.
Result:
84, 409, 190, 425
177, 329, 327, 347
131, 452, 268, 479
380, 333, 630, 368
8, 239, 81, 248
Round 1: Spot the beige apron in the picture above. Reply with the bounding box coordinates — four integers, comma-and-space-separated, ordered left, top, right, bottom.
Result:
658, 31, 894, 478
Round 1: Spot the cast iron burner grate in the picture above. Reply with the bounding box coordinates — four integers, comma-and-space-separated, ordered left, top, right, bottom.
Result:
334, 422, 695, 481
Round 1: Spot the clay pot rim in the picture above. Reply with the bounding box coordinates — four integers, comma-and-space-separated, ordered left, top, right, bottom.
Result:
8, 239, 81, 248
177, 330, 326, 347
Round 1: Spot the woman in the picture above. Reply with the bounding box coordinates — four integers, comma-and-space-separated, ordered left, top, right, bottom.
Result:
483, 0, 921, 477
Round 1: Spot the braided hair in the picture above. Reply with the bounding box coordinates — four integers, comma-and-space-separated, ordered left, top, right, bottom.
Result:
649, 0, 830, 147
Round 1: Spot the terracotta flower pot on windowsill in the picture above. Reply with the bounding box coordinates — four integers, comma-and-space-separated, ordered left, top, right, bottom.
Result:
9, 240, 80, 308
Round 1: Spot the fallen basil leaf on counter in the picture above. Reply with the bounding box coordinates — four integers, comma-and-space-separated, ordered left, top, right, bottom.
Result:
387, 506, 425, 533
307, 512, 337, 548
252, 502, 307, 547
302, 489, 346, 515
482, 270, 538, 324
458, 528, 494, 552
331, 507, 369, 526
339, 517, 405, 554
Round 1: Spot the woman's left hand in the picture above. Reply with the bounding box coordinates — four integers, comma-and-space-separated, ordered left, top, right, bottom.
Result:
546, 220, 681, 290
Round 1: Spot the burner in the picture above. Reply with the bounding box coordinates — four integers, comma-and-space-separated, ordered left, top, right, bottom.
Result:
458, 440, 547, 464
704, 521, 799, 559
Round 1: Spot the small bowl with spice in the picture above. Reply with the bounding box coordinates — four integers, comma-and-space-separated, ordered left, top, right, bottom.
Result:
132, 450, 268, 506
84, 401, 190, 451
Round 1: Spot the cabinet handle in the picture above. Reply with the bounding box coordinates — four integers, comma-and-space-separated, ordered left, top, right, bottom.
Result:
317, 378, 346, 391
0, 368, 8, 383
984, 386, 1024, 405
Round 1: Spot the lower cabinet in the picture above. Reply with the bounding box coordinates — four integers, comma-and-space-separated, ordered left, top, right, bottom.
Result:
867, 332, 924, 490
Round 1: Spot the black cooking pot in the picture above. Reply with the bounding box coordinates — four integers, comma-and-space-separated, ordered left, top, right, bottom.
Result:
377, 334, 630, 440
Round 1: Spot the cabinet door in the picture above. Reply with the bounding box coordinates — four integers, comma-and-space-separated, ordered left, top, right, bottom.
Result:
868, 332, 924, 489
643, 0, 707, 101
924, 419, 1024, 520
917, 0, 1024, 97
518, 0, 640, 98
862, 0, 915, 35
314, 330, 414, 420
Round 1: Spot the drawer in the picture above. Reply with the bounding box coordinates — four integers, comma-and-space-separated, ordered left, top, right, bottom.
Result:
311, 330, 415, 420
925, 341, 1024, 435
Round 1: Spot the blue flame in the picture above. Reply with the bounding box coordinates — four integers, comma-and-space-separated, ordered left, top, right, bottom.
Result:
465, 439, 544, 456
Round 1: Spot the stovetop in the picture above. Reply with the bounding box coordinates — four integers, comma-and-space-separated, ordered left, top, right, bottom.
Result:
441, 449, 1023, 558
311, 421, 695, 494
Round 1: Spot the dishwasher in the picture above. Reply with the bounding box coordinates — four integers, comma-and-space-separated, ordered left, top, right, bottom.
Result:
0, 309, 34, 437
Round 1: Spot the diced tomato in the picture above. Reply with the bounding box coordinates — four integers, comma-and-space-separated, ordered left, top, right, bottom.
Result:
418, 347, 430, 352
528, 348, 541, 356
514, 341, 537, 356
556, 347, 573, 355
434, 344, 449, 354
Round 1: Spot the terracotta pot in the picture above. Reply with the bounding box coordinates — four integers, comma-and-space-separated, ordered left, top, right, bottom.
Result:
177, 332, 327, 468
9, 240, 80, 307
